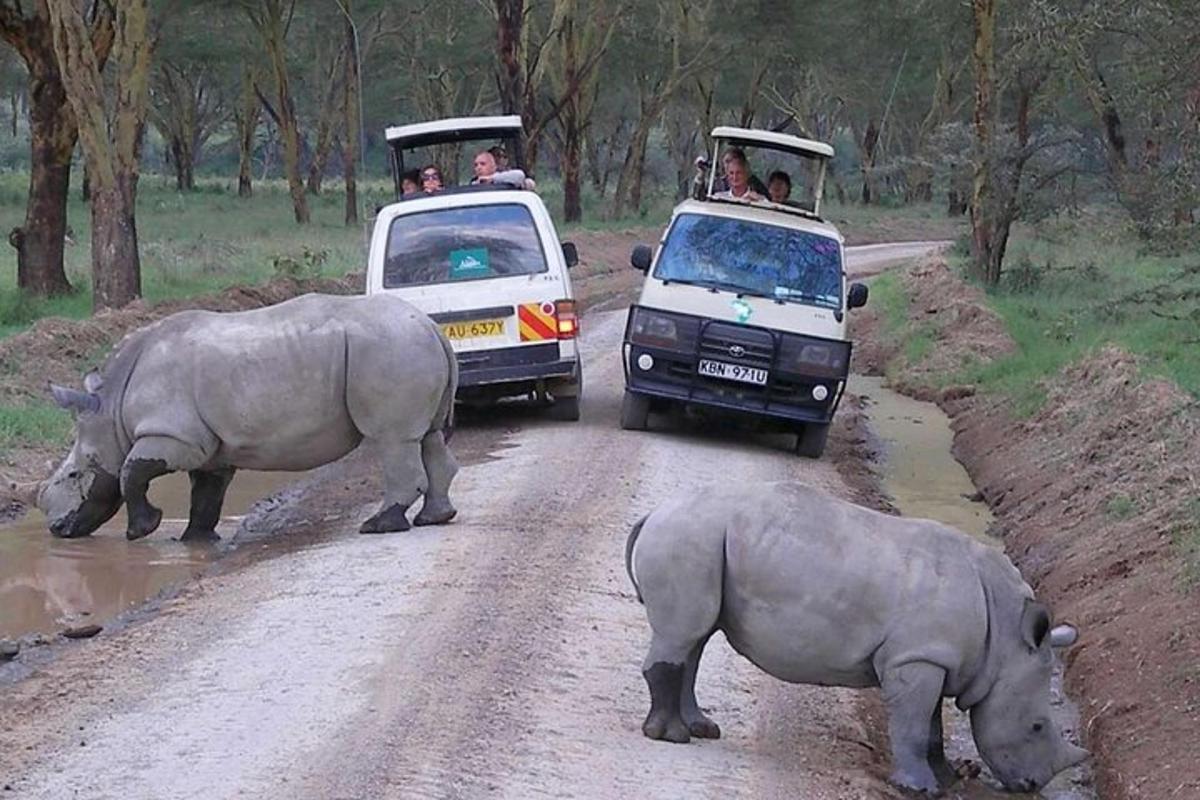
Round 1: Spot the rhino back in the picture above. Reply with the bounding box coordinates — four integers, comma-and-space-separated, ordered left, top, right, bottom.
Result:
120, 294, 448, 471
719, 482, 991, 690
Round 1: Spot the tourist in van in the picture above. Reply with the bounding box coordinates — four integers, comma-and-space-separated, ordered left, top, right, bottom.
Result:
420, 164, 444, 193
401, 169, 421, 196
767, 170, 792, 205
713, 151, 764, 202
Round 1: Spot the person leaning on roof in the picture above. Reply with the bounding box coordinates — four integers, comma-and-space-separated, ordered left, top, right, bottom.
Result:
471, 148, 537, 190
712, 150, 765, 202
692, 147, 768, 199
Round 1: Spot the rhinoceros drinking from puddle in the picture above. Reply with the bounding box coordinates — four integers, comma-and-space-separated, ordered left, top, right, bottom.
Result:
626, 481, 1088, 794
38, 293, 459, 541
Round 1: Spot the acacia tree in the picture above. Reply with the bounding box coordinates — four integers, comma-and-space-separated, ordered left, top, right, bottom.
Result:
0, 0, 113, 297
545, 0, 622, 221
243, 0, 307, 223
233, 64, 259, 197
48, 0, 152, 310
969, 0, 997, 283
149, 61, 224, 191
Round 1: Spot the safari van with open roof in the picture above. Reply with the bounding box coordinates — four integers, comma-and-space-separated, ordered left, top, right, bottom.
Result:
365, 116, 583, 420
620, 127, 869, 457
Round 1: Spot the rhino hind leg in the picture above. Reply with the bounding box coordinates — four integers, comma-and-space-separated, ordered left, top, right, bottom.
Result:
413, 429, 458, 527
680, 634, 720, 739
927, 698, 957, 788
642, 660, 692, 744
878, 661, 947, 794
181, 467, 235, 543
360, 437, 425, 534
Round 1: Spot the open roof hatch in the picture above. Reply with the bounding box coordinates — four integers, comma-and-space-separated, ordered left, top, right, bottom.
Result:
704, 126, 834, 219
385, 115, 524, 198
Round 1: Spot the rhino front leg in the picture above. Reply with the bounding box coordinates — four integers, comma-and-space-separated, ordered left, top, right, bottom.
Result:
680, 633, 720, 739
413, 429, 458, 527
122, 436, 210, 541
181, 467, 235, 543
360, 437, 425, 534
878, 661, 947, 794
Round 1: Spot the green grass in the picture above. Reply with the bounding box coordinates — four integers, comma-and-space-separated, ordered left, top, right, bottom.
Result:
868, 271, 909, 336
945, 213, 1200, 413
1172, 499, 1200, 591
1105, 493, 1138, 520
0, 401, 74, 449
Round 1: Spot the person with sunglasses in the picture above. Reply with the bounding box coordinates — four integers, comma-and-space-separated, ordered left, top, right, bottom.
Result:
420, 165, 444, 194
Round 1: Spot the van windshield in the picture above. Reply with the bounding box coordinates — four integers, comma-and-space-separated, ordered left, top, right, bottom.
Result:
384, 204, 547, 288
653, 213, 843, 309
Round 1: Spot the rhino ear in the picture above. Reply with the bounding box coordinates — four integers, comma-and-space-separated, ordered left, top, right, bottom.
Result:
1020, 599, 1052, 650
83, 370, 104, 394
1049, 624, 1078, 648
49, 383, 101, 414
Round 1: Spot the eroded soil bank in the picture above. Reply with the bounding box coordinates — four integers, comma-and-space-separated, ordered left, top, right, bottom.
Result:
852, 258, 1200, 800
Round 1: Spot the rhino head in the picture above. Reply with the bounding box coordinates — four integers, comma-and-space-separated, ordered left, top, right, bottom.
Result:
37, 373, 124, 538
968, 599, 1088, 792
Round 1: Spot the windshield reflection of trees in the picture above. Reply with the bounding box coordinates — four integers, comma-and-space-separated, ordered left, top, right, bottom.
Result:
384, 205, 547, 287
655, 215, 842, 307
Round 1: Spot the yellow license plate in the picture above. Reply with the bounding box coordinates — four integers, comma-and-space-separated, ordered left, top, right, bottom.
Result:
441, 318, 506, 340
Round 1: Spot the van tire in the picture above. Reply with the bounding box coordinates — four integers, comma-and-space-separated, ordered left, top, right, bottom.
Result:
549, 395, 581, 421
621, 390, 651, 431
795, 422, 830, 458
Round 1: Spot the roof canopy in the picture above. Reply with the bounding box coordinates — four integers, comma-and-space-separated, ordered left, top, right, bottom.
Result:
385, 115, 524, 150
710, 126, 834, 159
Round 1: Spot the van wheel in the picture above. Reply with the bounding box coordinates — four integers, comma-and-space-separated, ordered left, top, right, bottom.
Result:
549, 395, 581, 421
795, 422, 830, 458
621, 390, 651, 431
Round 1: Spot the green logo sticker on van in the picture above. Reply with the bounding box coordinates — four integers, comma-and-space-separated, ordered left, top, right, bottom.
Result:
449, 248, 491, 279
731, 298, 753, 324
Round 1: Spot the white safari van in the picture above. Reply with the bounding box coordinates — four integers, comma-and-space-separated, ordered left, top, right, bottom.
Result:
621, 127, 869, 457
365, 116, 583, 420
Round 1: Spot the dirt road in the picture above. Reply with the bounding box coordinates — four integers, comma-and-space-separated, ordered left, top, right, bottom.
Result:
0, 245, 943, 800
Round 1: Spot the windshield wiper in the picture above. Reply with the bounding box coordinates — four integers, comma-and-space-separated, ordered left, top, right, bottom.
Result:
675, 278, 772, 299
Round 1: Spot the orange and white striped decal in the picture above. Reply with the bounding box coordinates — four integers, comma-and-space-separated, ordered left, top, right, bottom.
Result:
518, 302, 558, 341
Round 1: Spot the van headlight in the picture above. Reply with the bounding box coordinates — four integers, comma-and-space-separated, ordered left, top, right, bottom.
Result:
781, 336, 850, 377
630, 308, 681, 349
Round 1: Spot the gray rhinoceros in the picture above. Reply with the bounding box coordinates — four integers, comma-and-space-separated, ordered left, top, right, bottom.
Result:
38, 293, 459, 541
626, 481, 1088, 794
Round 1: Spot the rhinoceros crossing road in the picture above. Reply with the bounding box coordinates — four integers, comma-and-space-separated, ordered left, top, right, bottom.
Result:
0, 244, 949, 800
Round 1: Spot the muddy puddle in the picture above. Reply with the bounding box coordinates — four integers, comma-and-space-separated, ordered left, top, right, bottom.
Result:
0, 470, 298, 641
851, 374, 1094, 800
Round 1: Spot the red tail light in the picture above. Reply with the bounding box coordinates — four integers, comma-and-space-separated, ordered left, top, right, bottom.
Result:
555, 299, 579, 339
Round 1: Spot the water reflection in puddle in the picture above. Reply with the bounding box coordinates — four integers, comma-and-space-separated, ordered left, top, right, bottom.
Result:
1, 470, 298, 640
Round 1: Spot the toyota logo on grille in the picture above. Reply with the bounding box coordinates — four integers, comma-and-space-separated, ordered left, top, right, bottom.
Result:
728, 345, 746, 358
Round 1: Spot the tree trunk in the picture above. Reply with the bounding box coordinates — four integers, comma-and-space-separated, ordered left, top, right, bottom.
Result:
169, 135, 195, 191
235, 68, 257, 198
612, 116, 653, 219
969, 0, 996, 283
341, 0, 358, 226
89, 179, 140, 309
11, 59, 75, 296
859, 118, 879, 204
256, 1, 309, 224
561, 109, 583, 222
494, 0, 525, 163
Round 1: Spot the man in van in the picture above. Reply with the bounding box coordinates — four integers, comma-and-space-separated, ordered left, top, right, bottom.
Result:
471, 148, 537, 190
692, 147, 768, 199
713, 150, 765, 202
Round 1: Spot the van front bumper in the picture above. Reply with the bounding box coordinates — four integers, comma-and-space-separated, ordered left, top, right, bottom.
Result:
622, 307, 850, 425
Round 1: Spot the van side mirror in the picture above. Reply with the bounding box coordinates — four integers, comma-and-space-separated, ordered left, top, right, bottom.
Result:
561, 241, 579, 268
847, 282, 869, 309
631, 244, 652, 272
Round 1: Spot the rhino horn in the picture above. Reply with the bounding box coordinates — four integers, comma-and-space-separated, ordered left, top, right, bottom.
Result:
1049, 624, 1078, 648
49, 383, 100, 414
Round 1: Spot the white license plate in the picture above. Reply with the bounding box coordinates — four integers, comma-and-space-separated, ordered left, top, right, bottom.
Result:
697, 359, 768, 386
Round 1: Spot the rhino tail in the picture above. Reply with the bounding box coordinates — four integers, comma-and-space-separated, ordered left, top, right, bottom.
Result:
625, 514, 649, 604
435, 329, 458, 443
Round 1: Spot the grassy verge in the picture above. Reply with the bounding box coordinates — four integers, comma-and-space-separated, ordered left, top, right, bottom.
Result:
954, 213, 1200, 405
0, 401, 74, 452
